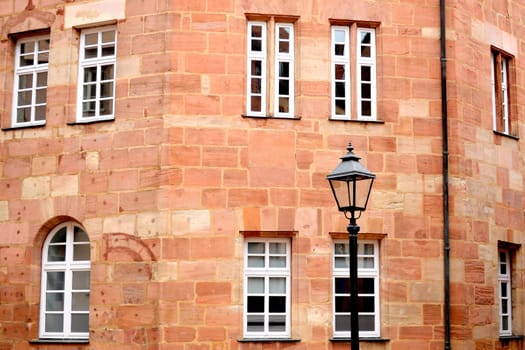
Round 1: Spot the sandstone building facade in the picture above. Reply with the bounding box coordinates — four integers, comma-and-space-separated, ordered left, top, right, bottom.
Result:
0, 0, 524, 349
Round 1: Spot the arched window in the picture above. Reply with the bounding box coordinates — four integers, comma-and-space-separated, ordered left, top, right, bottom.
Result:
40, 222, 90, 339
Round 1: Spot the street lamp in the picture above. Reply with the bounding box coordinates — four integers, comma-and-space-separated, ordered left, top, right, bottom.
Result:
327, 142, 375, 350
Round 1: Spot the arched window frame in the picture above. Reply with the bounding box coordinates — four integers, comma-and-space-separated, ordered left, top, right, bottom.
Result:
39, 222, 91, 340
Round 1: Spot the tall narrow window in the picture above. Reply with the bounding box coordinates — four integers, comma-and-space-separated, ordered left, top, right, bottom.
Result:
491, 50, 513, 135
246, 21, 267, 117
246, 19, 295, 118
244, 239, 290, 338
499, 249, 512, 336
12, 35, 49, 127
40, 222, 91, 339
331, 25, 377, 121
77, 26, 117, 122
274, 23, 294, 118
333, 240, 379, 338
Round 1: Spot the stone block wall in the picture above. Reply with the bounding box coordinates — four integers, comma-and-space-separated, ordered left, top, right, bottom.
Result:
0, 0, 524, 349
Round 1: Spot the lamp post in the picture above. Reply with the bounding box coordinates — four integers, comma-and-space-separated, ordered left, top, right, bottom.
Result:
327, 142, 375, 350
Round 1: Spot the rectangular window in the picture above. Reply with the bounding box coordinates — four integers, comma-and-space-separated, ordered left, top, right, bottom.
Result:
246, 20, 295, 118
331, 25, 377, 121
77, 26, 117, 122
333, 240, 380, 338
12, 35, 49, 127
499, 249, 512, 336
491, 50, 513, 135
244, 239, 290, 338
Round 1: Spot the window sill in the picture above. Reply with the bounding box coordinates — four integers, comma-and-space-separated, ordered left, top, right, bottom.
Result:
238, 338, 300, 343
29, 339, 89, 344
499, 335, 524, 342
242, 114, 301, 120
67, 118, 114, 126
493, 130, 519, 140
330, 337, 389, 343
328, 117, 385, 124
2, 123, 46, 131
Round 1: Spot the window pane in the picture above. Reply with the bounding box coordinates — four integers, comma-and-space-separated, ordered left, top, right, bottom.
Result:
251, 39, 262, 52
335, 99, 346, 115
71, 313, 89, 332
269, 277, 286, 293
47, 271, 65, 290
279, 80, 289, 95
247, 256, 264, 268
335, 256, 348, 268
101, 65, 115, 81
36, 72, 48, 87
335, 314, 350, 331
18, 74, 33, 89
46, 292, 64, 311
269, 243, 286, 254
279, 62, 289, 78
248, 277, 264, 293
99, 99, 113, 116
247, 315, 264, 332
335, 44, 345, 56
48, 245, 66, 262
269, 296, 286, 312
247, 296, 264, 312
73, 271, 90, 290
101, 82, 114, 98
279, 26, 290, 40
18, 91, 32, 106
39, 39, 50, 51
268, 315, 286, 331
38, 51, 49, 64
279, 41, 289, 53
358, 256, 374, 268
335, 82, 346, 97
73, 244, 90, 261
250, 96, 261, 112
501, 282, 508, 297
251, 25, 263, 38
83, 102, 97, 117
20, 41, 35, 54
250, 60, 262, 76
72, 292, 90, 311
361, 83, 371, 99
250, 78, 261, 94
361, 101, 372, 117
335, 277, 349, 294
16, 108, 30, 123
502, 298, 508, 313
502, 316, 509, 330
336, 296, 350, 313
45, 314, 63, 332
85, 33, 98, 46
52, 227, 67, 243
101, 43, 114, 56
358, 296, 375, 312
36, 88, 47, 104
83, 84, 97, 100
102, 30, 115, 43
84, 67, 98, 83
361, 66, 371, 81
84, 47, 98, 59
35, 106, 46, 121
334, 30, 345, 43
358, 278, 375, 293
74, 227, 89, 242
335, 64, 346, 80
278, 98, 289, 113
269, 256, 286, 268
359, 315, 375, 331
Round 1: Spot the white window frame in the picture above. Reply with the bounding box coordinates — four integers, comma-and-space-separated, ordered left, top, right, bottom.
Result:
331, 26, 350, 120
77, 25, 117, 122
243, 238, 291, 339
498, 249, 512, 336
333, 240, 380, 338
331, 25, 377, 121
246, 21, 268, 117
491, 51, 511, 134
356, 28, 377, 120
274, 22, 295, 118
39, 222, 91, 339
12, 35, 49, 127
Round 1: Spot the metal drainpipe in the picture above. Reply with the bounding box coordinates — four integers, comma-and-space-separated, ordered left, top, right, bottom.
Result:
440, 0, 451, 349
